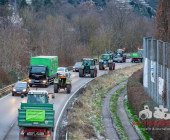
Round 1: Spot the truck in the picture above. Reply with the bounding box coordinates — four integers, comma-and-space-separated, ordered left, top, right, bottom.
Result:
79, 58, 97, 78
113, 49, 126, 63
27, 56, 58, 87
130, 49, 143, 63
99, 54, 115, 70
54, 72, 72, 93
18, 90, 55, 140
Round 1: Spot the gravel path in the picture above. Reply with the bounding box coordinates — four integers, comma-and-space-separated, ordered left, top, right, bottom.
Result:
117, 88, 140, 140
102, 81, 140, 140
102, 81, 127, 140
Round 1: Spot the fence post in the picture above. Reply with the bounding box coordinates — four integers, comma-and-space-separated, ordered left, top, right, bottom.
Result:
163, 42, 165, 105
143, 37, 146, 92
167, 68, 169, 109
157, 40, 159, 105
151, 38, 154, 99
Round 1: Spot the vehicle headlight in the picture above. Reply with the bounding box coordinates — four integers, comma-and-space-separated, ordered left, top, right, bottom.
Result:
43, 80, 46, 83
28, 79, 31, 82
13, 89, 16, 92
73, 67, 75, 68
23, 89, 26, 92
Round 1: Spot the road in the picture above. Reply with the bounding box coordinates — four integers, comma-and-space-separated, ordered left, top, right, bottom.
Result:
0, 59, 138, 140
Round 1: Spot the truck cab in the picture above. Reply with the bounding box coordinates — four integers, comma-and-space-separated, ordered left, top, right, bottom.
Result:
28, 65, 48, 87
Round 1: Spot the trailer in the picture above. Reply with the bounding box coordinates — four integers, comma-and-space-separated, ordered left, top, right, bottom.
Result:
130, 49, 143, 63
18, 91, 55, 140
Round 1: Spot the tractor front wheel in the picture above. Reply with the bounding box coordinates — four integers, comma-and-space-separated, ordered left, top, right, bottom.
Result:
79, 69, 84, 77
67, 85, 71, 93
54, 84, 59, 93
99, 63, 103, 70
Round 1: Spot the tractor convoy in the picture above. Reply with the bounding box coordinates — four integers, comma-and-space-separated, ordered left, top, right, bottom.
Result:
16, 49, 131, 139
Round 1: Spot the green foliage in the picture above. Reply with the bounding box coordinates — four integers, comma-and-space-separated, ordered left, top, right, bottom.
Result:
0, 0, 8, 5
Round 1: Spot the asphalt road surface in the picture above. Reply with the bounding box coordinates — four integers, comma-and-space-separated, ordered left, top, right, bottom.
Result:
0, 59, 139, 140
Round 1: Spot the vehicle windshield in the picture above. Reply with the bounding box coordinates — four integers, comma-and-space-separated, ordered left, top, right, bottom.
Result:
27, 94, 48, 104
58, 68, 65, 72
75, 63, 82, 66
117, 51, 123, 54
14, 83, 27, 88
30, 66, 46, 74
84, 60, 91, 66
102, 55, 110, 60
138, 50, 143, 53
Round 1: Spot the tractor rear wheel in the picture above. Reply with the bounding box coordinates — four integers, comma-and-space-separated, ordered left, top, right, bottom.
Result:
67, 85, 71, 93
54, 84, 58, 93
109, 63, 113, 70
79, 69, 83, 77
91, 70, 95, 78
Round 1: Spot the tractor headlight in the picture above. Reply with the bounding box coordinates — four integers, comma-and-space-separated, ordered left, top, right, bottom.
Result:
43, 80, 46, 83
23, 89, 26, 92
13, 89, 16, 92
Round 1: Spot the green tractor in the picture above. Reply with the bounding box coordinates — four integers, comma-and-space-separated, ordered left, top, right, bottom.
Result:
54, 72, 72, 93
79, 58, 97, 78
113, 49, 126, 62
99, 54, 115, 70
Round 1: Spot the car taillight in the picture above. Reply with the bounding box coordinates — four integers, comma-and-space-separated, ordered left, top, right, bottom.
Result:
67, 80, 69, 83
21, 130, 24, 133
47, 130, 51, 136
55, 80, 57, 82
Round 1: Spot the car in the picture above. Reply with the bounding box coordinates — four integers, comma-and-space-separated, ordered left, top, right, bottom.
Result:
113, 55, 124, 63
57, 67, 68, 73
73, 62, 83, 72
12, 82, 30, 96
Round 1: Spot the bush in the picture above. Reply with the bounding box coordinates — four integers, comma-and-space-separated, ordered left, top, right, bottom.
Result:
127, 68, 170, 140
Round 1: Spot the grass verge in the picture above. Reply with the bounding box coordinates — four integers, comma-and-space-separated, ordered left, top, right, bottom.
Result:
110, 85, 129, 140
61, 64, 143, 139
124, 94, 151, 140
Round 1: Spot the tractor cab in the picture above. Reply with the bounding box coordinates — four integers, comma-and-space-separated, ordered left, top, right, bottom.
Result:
101, 54, 113, 61
115, 49, 124, 57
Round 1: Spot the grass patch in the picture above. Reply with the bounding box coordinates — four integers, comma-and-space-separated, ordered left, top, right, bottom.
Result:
110, 85, 129, 140
61, 64, 143, 139
124, 94, 151, 140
